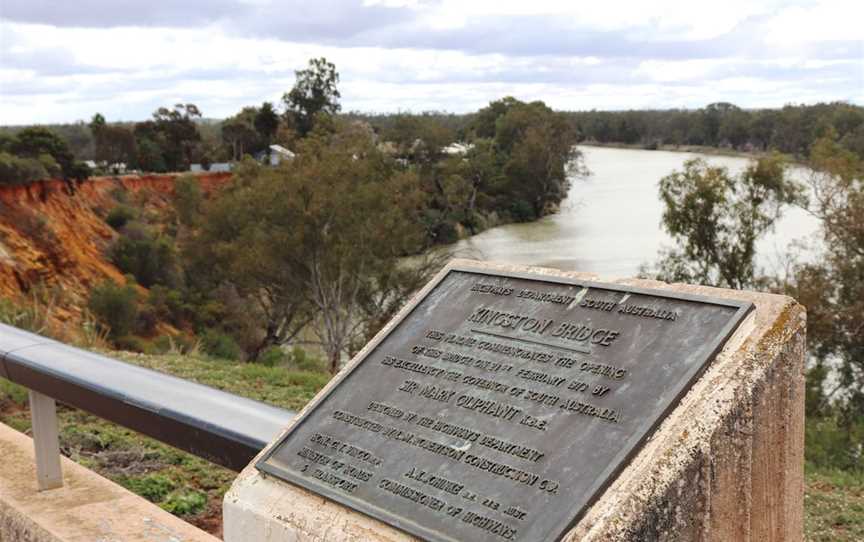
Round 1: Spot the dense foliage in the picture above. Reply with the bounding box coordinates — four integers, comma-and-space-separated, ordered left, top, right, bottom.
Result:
185, 122, 434, 370
569, 102, 864, 158
650, 154, 803, 289
647, 134, 864, 471
283, 57, 341, 137
68, 83, 579, 372
0, 128, 89, 185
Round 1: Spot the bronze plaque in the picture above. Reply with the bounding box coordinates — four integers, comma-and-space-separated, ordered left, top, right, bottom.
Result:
257, 265, 752, 542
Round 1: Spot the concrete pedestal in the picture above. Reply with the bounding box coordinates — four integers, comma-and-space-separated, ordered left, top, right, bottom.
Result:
224, 261, 805, 542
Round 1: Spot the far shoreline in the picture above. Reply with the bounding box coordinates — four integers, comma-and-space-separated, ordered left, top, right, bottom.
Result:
577, 141, 774, 161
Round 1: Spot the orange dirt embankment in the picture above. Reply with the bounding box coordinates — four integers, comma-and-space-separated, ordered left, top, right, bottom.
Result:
0, 172, 232, 321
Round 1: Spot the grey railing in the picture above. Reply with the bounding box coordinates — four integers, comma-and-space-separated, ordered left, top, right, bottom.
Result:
0, 323, 295, 488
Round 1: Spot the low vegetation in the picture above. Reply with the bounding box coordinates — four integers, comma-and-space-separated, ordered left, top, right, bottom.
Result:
0, 127, 90, 185
0, 348, 857, 539
804, 466, 864, 542
0, 350, 330, 536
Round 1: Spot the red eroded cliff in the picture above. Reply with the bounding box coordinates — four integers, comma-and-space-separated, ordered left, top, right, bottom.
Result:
0, 172, 232, 319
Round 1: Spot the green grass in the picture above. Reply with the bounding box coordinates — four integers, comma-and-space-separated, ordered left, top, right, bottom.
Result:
1, 351, 861, 538
804, 464, 864, 542
0, 351, 330, 535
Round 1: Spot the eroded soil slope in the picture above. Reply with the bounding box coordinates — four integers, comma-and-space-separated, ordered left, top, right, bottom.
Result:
0, 173, 231, 320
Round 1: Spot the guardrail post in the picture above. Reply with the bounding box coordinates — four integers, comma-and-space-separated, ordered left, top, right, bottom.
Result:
28, 390, 63, 490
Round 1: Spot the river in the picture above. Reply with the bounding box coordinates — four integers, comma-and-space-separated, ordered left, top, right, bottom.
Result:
450, 146, 821, 279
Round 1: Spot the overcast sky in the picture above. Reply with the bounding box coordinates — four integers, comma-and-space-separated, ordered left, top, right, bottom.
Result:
1, 0, 862, 124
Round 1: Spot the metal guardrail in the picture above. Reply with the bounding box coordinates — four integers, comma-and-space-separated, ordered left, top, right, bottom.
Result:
0, 323, 295, 475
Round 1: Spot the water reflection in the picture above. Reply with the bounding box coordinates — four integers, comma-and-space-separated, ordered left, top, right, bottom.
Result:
449, 146, 820, 278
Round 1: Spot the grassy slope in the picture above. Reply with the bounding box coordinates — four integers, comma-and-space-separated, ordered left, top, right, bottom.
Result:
0, 352, 330, 537
0, 351, 860, 540
804, 466, 864, 541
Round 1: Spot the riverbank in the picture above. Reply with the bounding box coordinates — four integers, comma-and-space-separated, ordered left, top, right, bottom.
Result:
578, 140, 775, 161
446, 146, 819, 278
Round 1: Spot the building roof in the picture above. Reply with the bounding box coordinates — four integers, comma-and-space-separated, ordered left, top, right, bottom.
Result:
269, 144, 295, 158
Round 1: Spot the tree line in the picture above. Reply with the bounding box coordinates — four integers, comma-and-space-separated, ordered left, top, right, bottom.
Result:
75, 59, 579, 374
568, 101, 864, 157
0, 128, 90, 186
3, 93, 861, 187
645, 133, 863, 472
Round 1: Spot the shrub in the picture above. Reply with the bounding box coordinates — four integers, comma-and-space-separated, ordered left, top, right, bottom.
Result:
433, 220, 459, 244
257, 346, 287, 367
109, 223, 180, 288
161, 490, 207, 516
0, 379, 28, 408
286, 346, 327, 372
0, 284, 60, 335
37, 153, 61, 178
105, 205, 136, 229
109, 187, 129, 203
150, 333, 198, 355
806, 413, 864, 472
87, 280, 139, 339
508, 199, 536, 222
120, 474, 175, 503
173, 174, 203, 226
148, 285, 187, 325
201, 330, 243, 361
0, 152, 49, 185
113, 334, 148, 353
136, 304, 158, 335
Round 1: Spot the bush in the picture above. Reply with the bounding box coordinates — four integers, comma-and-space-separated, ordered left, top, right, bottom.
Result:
113, 334, 148, 353
0, 152, 49, 185
136, 304, 158, 335
257, 346, 287, 367
88, 280, 139, 339
161, 490, 207, 516
150, 333, 198, 355
105, 205, 137, 230
806, 413, 864, 472
286, 346, 327, 372
148, 285, 187, 325
433, 221, 459, 244
508, 199, 536, 222
109, 223, 180, 288
173, 174, 203, 226
201, 330, 243, 361
120, 474, 175, 502
0, 379, 29, 408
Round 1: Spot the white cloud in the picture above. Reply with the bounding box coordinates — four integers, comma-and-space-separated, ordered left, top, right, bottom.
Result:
0, 0, 861, 124
763, 0, 864, 44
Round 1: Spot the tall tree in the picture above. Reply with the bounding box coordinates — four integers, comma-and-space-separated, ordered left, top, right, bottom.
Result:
221, 107, 262, 161
11, 127, 88, 180
90, 115, 136, 168
784, 135, 864, 423
189, 122, 432, 369
152, 103, 202, 171
254, 102, 280, 147
649, 155, 803, 289
283, 57, 341, 137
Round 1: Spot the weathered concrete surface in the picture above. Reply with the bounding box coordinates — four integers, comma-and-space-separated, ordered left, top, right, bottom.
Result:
0, 422, 218, 542
224, 259, 805, 542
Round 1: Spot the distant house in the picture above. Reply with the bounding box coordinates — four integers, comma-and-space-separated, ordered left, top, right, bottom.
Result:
190, 162, 232, 173
268, 144, 295, 166
84, 160, 127, 174
442, 142, 474, 155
